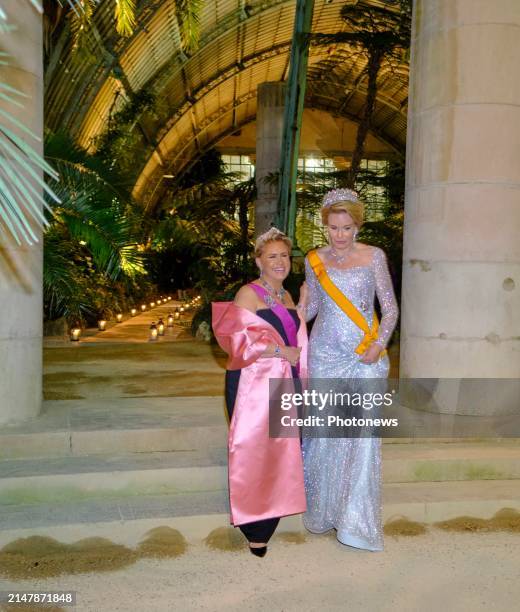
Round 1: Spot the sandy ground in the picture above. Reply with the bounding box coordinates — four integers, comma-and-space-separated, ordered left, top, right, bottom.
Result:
1, 530, 518, 612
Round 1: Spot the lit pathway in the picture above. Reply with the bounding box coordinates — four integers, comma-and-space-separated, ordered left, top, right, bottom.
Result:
40, 300, 222, 400
80, 300, 191, 344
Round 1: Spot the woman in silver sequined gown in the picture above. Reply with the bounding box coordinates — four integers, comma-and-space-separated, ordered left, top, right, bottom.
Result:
301, 190, 398, 551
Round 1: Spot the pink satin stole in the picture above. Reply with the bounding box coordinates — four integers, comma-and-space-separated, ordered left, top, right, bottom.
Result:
212, 301, 308, 524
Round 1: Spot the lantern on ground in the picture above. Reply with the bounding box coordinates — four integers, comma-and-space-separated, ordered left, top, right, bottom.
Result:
70, 328, 81, 342
150, 301, 155, 308
149, 322, 158, 341
174, 311, 180, 321
167, 313, 174, 327
98, 319, 107, 331
141, 304, 146, 311
116, 313, 123, 323
131, 308, 137, 317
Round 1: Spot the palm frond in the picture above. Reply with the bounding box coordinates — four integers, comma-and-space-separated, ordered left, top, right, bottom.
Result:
14, 0, 93, 15
43, 129, 147, 323
58, 202, 144, 278
56, 0, 98, 16
115, 0, 135, 37
174, 0, 203, 53
0, 21, 14, 34
46, 129, 133, 196
295, 215, 327, 254
69, 0, 96, 54
152, 216, 200, 250
27, 0, 43, 12
44, 139, 145, 279
43, 231, 92, 322
0, 62, 60, 245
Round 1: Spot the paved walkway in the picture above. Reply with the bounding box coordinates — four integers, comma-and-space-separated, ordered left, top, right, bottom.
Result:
42, 301, 226, 401
45, 300, 194, 346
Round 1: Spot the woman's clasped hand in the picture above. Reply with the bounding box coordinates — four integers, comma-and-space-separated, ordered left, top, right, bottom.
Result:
274, 345, 302, 366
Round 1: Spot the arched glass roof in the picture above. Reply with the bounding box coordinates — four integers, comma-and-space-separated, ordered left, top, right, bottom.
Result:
45, 0, 408, 208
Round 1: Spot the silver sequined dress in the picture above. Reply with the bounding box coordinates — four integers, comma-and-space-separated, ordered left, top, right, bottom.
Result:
302, 247, 398, 551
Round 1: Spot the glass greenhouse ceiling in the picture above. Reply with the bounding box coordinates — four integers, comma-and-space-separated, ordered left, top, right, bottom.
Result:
44, 0, 408, 210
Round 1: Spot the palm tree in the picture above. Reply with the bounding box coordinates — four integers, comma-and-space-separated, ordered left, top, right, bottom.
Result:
0, 0, 204, 247
43, 130, 146, 323
147, 150, 257, 292
46, 0, 203, 52
313, 0, 411, 186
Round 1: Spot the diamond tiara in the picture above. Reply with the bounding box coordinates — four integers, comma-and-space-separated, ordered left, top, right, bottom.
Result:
322, 188, 359, 208
254, 227, 288, 251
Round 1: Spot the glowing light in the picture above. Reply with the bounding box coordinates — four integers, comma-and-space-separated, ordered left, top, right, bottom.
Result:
149, 323, 158, 341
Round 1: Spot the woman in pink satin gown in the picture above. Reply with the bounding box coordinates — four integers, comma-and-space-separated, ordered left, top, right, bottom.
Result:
212, 228, 308, 557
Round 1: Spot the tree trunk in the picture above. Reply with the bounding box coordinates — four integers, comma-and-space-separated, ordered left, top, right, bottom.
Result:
346, 47, 383, 187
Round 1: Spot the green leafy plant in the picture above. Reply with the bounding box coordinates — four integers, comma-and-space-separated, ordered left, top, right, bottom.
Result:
174, 0, 204, 53
312, 0, 411, 186
43, 131, 147, 324
1, 0, 204, 246
0, 62, 59, 244
0, 1, 62, 245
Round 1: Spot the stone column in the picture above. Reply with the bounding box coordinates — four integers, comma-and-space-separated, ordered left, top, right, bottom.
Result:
401, 1, 520, 413
0, 1, 43, 424
255, 82, 286, 236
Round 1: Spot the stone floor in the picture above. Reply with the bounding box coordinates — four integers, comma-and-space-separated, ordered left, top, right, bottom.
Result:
42, 302, 227, 401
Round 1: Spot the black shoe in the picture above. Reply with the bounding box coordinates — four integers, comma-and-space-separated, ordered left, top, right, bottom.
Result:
249, 545, 267, 558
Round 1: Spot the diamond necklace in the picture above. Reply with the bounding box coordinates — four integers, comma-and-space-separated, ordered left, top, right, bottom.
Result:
260, 279, 286, 307
329, 244, 355, 265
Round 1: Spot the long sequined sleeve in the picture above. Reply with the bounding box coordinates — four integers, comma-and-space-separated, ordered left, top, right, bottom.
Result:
372, 248, 399, 348
304, 256, 320, 322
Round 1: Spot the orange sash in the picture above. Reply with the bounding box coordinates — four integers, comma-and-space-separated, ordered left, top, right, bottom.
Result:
307, 249, 386, 357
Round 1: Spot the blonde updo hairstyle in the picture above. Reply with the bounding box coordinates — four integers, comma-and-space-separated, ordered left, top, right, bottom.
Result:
254, 227, 292, 258
321, 199, 365, 228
